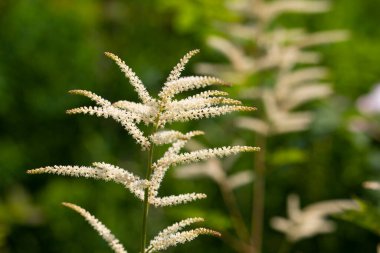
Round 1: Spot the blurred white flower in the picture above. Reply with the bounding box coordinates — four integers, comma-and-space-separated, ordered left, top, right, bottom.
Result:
270, 194, 358, 242
363, 181, 380, 190
357, 84, 380, 115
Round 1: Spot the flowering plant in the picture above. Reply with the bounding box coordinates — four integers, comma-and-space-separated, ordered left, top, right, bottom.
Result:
28, 50, 259, 253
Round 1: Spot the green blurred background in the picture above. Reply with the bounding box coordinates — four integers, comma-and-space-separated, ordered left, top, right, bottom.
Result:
0, 0, 380, 252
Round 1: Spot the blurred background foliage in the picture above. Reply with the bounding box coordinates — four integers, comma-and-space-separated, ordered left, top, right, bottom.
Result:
0, 0, 379, 252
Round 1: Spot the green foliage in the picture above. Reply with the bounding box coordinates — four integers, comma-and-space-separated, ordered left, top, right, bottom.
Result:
339, 199, 380, 236
0, 0, 379, 253
155, 0, 236, 36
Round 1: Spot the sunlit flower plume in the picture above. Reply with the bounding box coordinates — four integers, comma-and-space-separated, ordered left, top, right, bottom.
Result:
28, 50, 259, 252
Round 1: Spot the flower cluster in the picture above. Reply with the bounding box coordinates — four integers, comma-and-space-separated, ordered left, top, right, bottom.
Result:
197, 0, 348, 135
147, 217, 221, 252
181, 1, 351, 252
28, 50, 259, 253
66, 50, 254, 149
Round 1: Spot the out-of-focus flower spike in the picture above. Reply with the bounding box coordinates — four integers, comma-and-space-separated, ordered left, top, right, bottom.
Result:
270, 194, 358, 242
236, 116, 270, 136
62, 202, 128, 253
363, 181, 380, 190
283, 84, 332, 110
297, 30, 350, 48
208, 36, 254, 71
265, 0, 330, 18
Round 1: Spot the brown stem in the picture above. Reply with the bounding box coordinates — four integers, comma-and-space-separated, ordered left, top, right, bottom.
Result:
222, 232, 253, 253
219, 181, 250, 242
251, 134, 266, 253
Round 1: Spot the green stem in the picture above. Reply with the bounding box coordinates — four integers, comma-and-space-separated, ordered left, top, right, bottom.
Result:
219, 181, 250, 242
251, 134, 266, 253
141, 144, 155, 253
140, 109, 162, 253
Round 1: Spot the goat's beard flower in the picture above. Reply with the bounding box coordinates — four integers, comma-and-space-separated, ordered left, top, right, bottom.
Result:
28, 50, 259, 252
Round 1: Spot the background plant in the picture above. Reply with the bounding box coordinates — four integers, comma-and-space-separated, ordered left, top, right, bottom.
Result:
189, 0, 350, 252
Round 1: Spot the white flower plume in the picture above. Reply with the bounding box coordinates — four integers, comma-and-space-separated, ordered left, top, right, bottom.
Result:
62, 202, 127, 253
363, 181, 380, 190
30, 49, 259, 252
66, 103, 150, 150
159, 76, 230, 102
167, 49, 200, 82
148, 145, 259, 206
69, 89, 112, 107
66, 50, 255, 149
112, 100, 158, 125
148, 228, 220, 252
270, 194, 358, 242
156, 146, 260, 168
104, 52, 154, 105
27, 163, 148, 200
197, 0, 347, 136
153, 217, 204, 238
150, 130, 204, 145
160, 105, 256, 126
147, 218, 220, 252
149, 193, 208, 207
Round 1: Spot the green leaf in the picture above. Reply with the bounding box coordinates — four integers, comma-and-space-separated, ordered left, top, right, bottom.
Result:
338, 199, 380, 236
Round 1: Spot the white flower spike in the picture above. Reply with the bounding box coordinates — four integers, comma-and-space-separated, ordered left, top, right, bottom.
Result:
62, 202, 127, 253
29, 50, 259, 253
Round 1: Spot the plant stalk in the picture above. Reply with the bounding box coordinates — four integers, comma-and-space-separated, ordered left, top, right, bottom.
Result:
251, 134, 266, 253
140, 111, 161, 253
141, 144, 155, 253
219, 181, 250, 242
